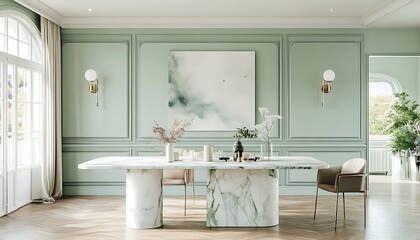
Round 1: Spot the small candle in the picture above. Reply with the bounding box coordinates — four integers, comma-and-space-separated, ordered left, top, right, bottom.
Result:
203, 145, 213, 162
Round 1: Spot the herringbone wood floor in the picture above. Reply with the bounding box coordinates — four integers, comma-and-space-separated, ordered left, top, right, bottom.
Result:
1, 176, 420, 240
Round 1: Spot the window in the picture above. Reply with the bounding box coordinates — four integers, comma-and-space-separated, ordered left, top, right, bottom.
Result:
0, 15, 41, 63
369, 73, 401, 137
0, 14, 42, 171
0, 11, 42, 215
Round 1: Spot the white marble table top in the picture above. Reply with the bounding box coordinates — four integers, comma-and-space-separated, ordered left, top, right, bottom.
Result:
78, 156, 329, 170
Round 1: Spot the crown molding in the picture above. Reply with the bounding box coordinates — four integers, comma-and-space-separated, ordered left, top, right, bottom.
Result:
363, 0, 412, 26
13, 0, 366, 28
16, 0, 412, 29
58, 17, 366, 29
14, 0, 63, 25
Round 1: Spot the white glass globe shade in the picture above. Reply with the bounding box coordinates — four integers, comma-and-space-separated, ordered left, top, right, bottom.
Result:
85, 69, 97, 82
323, 69, 335, 82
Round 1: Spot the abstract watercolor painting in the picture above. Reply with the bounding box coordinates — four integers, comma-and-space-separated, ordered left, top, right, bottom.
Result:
168, 51, 255, 131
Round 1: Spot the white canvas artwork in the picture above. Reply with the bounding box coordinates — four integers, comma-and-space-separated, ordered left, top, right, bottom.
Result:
168, 51, 255, 131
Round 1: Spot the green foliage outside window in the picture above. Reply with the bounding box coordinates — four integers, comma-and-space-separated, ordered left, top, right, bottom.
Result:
369, 95, 392, 135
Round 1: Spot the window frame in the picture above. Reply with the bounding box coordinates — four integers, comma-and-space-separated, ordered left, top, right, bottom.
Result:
369, 73, 402, 142
0, 11, 42, 170
0, 12, 41, 63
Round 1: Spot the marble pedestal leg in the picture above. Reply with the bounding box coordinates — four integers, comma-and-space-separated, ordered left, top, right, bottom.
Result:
126, 169, 163, 229
207, 169, 279, 227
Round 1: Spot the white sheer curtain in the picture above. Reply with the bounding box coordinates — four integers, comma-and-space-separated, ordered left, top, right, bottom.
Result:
41, 17, 62, 202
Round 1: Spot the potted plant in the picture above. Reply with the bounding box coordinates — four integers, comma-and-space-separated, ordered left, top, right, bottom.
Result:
232, 127, 257, 161
385, 92, 420, 179
408, 121, 420, 180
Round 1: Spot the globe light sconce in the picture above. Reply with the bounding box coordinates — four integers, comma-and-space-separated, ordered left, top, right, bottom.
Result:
321, 69, 335, 107
85, 69, 99, 107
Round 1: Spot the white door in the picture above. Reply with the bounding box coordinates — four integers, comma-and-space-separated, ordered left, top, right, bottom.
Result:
5, 63, 35, 213
0, 60, 39, 216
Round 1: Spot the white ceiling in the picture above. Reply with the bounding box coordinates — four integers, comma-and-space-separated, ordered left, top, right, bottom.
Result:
13, 0, 420, 28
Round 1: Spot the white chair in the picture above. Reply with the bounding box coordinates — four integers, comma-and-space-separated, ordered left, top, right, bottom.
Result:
162, 148, 195, 216
313, 158, 367, 229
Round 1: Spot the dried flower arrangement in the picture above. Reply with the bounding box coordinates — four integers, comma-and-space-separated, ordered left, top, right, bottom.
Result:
152, 116, 193, 143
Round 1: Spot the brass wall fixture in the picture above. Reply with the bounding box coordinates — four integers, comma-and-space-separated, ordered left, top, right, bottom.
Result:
321, 69, 335, 107
85, 69, 99, 107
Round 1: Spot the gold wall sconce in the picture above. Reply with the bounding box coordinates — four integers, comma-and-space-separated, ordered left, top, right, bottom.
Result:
321, 69, 335, 107
85, 69, 99, 107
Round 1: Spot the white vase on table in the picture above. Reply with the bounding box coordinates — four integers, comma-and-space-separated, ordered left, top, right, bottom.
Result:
166, 143, 174, 163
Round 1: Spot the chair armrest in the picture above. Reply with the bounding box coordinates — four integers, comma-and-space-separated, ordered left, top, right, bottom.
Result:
337, 173, 367, 192
317, 166, 342, 185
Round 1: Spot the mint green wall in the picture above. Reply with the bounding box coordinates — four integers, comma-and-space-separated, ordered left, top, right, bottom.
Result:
62, 38, 130, 140
61, 28, 420, 195
370, 57, 419, 100
418, 60, 420, 103
288, 36, 362, 139
364, 29, 420, 54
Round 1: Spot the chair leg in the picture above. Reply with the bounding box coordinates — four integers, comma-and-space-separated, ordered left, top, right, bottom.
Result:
343, 192, 346, 219
363, 192, 366, 229
193, 180, 195, 205
335, 192, 339, 230
365, 177, 368, 229
184, 184, 187, 216
314, 187, 319, 219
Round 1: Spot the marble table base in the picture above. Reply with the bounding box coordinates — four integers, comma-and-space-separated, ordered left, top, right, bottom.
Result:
126, 169, 163, 229
206, 169, 279, 227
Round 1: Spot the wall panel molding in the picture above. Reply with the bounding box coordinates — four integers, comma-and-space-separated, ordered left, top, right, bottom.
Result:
58, 30, 377, 196
285, 34, 366, 144
62, 149, 131, 195
62, 34, 132, 143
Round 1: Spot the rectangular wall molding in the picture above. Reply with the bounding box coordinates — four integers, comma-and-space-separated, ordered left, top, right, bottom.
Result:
62, 34, 132, 143
285, 35, 366, 144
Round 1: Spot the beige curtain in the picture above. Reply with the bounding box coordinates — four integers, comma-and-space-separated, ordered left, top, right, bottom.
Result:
41, 17, 62, 202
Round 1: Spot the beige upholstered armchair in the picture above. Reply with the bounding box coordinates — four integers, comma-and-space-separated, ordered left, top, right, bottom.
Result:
162, 149, 195, 216
313, 158, 367, 229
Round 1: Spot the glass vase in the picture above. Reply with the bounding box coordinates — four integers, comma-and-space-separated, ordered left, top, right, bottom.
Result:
260, 141, 273, 160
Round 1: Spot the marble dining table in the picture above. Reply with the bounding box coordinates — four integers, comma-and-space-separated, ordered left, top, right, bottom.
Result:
78, 156, 328, 229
